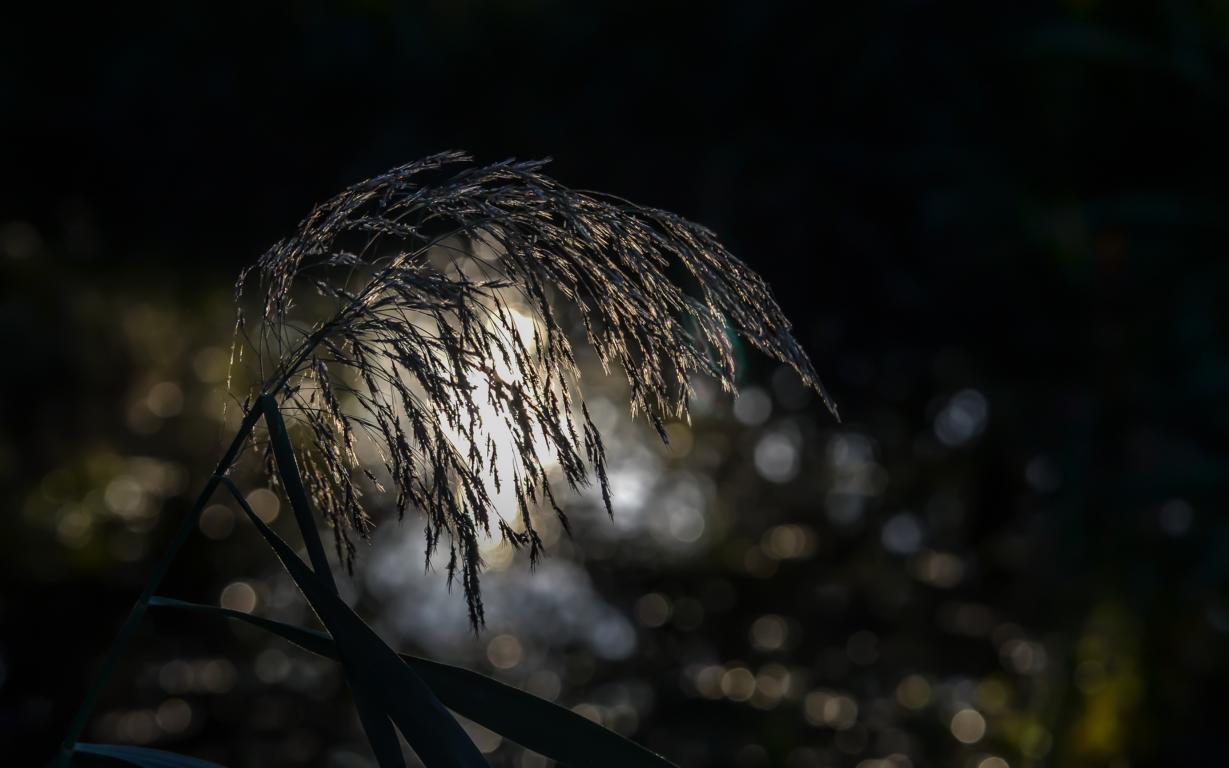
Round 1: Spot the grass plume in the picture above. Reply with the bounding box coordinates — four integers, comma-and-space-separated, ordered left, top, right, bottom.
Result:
232, 151, 836, 627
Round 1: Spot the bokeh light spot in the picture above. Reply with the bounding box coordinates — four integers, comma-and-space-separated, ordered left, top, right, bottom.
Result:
486, 634, 523, 669
155, 698, 192, 734
245, 488, 280, 523
733, 387, 772, 426
635, 593, 672, 628
219, 581, 257, 614
934, 389, 988, 447
882, 513, 923, 555
755, 429, 801, 483
895, 674, 931, 710
750, 614, 789, 651
199, 504, 234, 540
950, 708, 986, 744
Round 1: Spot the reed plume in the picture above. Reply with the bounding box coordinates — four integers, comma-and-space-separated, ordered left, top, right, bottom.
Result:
232, 151, 836, 627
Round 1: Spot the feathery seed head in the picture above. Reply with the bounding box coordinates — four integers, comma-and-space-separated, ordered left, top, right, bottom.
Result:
232, 152, 835, 627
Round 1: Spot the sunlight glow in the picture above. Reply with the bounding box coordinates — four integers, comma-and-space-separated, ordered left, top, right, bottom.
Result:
442, 306, 562, 561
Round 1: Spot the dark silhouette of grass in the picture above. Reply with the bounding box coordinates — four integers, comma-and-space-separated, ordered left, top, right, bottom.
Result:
232, 151, 836, 626
55, 153, 832, 767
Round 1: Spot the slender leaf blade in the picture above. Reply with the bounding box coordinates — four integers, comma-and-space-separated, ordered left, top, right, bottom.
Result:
150, 598, 676, 767
149, 596, 332, 655
404, 657, 677, 768
258, 394, 337, 592
225, 481, 486, 767
257, 399, 406, 766
73, 743, 225, 768
350, 689, 407, 768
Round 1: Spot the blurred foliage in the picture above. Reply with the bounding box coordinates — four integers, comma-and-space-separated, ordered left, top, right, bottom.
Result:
3, 1, 1229, 767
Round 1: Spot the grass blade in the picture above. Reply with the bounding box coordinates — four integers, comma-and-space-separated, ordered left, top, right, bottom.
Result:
402, 657, 677, 768
258, 394, 337, 592
349, 689, 408, 768
53, 404, 266, 768
73, 743, 225, 767
149, 596, 332, 653
149, 598, 677, 767
258, 397, 407, 765
220, 478, 486, 767
152, 605, 405, 766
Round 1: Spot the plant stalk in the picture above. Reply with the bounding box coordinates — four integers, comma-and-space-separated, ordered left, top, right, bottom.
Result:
259, 394, 337, 592
53, 402, 266, 767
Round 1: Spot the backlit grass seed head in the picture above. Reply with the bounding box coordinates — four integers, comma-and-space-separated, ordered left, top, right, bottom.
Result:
231, 152, 836, 627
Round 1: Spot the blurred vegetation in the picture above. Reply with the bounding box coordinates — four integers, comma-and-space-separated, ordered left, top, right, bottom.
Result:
3, 1, 1229, 766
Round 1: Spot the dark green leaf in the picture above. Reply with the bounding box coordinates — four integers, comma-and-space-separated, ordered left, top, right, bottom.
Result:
150, 598, 677, 767
222, 479, 486, 768
258, 394, 337, 592
403, 656, 677, 768
258, 398, 406, 766
149, 596, 332, 654
350, 688, 408, 768
73, 743, 225, 767
153, 589, 410, 767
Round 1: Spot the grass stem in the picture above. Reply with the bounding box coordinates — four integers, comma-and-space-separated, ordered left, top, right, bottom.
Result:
53, 402, 265, 767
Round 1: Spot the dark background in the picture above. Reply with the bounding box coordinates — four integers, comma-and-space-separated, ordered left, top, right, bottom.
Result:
3, 2, 1229, 767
